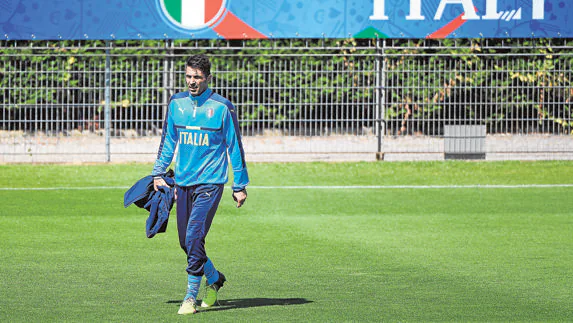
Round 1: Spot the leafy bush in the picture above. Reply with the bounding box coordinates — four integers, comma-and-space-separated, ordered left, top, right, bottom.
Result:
0, 38, 571, 136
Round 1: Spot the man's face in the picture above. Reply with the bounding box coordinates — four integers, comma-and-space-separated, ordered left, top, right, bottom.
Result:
185, 66, 211, 96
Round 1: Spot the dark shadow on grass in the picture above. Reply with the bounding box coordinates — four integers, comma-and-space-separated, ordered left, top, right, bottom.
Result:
167, 298, 312, 311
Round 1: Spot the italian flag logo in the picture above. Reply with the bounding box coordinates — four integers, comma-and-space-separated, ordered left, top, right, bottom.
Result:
160, 0, 227, 30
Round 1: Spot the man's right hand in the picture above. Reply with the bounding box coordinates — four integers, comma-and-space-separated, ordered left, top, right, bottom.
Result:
153, 177, 167, 191
153, 177, 177, 200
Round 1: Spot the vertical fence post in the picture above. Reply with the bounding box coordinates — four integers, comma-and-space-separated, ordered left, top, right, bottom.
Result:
376, 38, 386, 160
381, 39, 387, 139
162, 40, 175, 119
104, 41, 111, 162
168, 40, 175, 98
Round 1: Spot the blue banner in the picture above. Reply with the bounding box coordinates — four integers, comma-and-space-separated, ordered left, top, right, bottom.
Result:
0, 0, 570, 40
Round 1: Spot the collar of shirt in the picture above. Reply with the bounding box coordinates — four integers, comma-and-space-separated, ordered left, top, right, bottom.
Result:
190, 88, 213, 107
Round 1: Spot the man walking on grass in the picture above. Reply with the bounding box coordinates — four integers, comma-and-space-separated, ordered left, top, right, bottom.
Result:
152, 54, 249, 315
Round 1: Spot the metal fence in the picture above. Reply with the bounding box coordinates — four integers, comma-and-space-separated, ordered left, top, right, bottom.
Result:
1, 38, 572, 162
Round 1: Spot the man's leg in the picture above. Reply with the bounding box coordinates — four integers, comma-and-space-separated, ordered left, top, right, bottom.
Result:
184, 184, 225, 308
185, 184, 224, 275
176, 185, 192, 253
177, 274, 200, 315
204, 258, 220, 285
175, 185, 200, 314
201, 258, 226, 307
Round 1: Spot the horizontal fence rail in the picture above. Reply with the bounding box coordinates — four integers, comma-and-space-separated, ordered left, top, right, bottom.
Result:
0, 38, 572, 162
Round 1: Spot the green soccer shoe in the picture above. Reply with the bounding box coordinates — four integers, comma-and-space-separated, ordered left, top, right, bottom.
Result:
201, 272, 226, 308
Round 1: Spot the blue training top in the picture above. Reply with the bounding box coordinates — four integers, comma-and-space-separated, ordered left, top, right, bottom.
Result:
152, 88, 249, 191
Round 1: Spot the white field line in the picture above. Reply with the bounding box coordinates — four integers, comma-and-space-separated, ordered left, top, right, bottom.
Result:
0, 186, 131, 191
253, 184, 573, 189
1, 184, 573, 191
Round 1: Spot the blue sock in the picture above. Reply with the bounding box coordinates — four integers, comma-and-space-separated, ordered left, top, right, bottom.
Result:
204, 258, 220, 285
185, 274, 202, 301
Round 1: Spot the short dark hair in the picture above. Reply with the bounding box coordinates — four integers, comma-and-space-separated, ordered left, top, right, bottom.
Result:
186, 54, 211, 76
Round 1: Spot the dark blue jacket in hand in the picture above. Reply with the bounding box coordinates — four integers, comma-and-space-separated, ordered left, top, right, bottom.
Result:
124, 170, 176, 238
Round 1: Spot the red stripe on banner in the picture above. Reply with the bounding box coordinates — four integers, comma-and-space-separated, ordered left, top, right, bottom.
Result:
205, 0, 223, 23
212, 10, 267, 39
427, 6, 478, 39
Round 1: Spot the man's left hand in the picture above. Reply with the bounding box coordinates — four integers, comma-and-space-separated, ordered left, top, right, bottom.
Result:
232, 189, 247, 208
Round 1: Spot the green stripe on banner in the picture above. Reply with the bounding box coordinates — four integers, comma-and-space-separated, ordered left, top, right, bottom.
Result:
164, 0, 182, 23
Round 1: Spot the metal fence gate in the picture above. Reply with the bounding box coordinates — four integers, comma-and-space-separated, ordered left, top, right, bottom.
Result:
1, 38, 572, 162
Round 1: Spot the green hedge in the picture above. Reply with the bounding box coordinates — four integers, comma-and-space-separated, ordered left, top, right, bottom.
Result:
0, 38, 571, 136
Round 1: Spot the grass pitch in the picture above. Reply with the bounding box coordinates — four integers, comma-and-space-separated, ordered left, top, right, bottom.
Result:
1, 161, 572, 322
